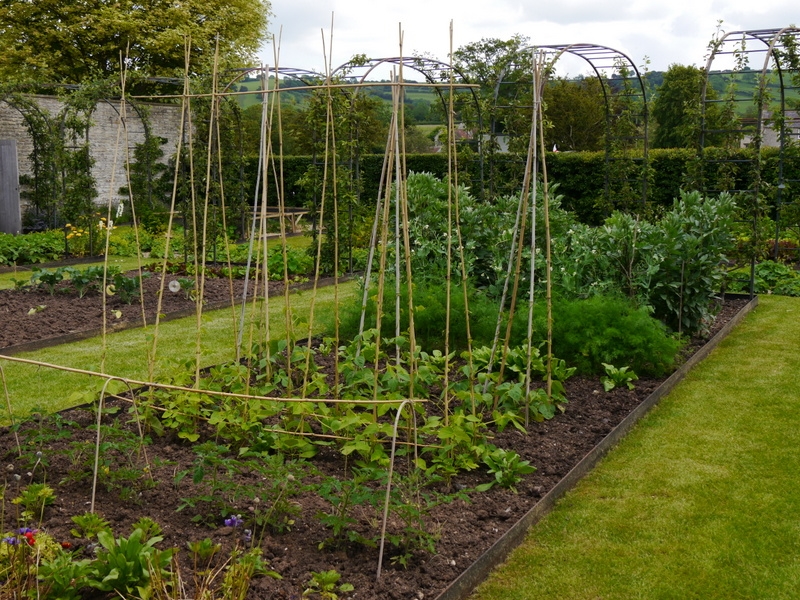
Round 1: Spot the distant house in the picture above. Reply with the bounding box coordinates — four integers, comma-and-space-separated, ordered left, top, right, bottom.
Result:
432, 123, 475, 153
742, 110, 800, 147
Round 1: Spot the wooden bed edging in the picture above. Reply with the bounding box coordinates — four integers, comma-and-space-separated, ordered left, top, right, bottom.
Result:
435, 293, 758, 600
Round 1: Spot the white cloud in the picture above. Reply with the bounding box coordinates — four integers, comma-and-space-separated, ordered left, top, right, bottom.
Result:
259, 0, 799, 76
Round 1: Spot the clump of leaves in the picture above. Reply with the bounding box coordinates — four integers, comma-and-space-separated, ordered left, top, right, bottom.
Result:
89, 528, 173, 596
537, 295, 681, 377
107, 271, 148, 304
64, 265, 105, 297
476, 447, 536, 493
316, 468, 383, 550
70, 512, 112, 539
12, 483, 56, 520
131, 516, 163, 539
30, 267, 64, 295
303, 569, 354, 599
220, 548, 280, 600
601, 363, 639, 391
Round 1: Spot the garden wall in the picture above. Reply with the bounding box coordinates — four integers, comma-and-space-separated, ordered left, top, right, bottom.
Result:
0, 96, 181, 211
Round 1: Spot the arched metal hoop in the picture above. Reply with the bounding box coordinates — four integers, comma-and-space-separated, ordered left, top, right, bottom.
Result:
701, 27, 800, 259
493, 43, 650, 210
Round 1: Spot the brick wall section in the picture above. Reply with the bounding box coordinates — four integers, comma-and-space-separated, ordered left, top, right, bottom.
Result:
0, 95, 181, 210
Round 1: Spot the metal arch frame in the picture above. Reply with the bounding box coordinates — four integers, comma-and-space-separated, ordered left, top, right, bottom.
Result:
495, 42, 650, 210
701, 27, 800, 268
331, 56, 486, 196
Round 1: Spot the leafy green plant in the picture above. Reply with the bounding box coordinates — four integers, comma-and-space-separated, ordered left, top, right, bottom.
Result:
86, 422, 154, 499
383, 472, 456, 568
70, 512, 112, 539
601, 363, 639, 391
303, 569, 354, 599
220, 548, 281, 600
0, 230, 64, 266
131, 516, 163, 539
316, 468, 384, 550
727, 260, 800, 296
64, 265, 105, 297
37, 549, 93, 600
30, 267, 65, 295
108, 271, 148, 304
187, 538, 221, 567
12, 483, 56, 520
89, 528, 173, 596
538, 295, 682, 376
476, 447, 536, 493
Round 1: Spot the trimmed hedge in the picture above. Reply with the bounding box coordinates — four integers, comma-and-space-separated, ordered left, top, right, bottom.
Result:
252, 146, 800, 225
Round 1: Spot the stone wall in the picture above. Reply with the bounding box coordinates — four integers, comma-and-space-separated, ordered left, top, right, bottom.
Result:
0, 95, 181, 212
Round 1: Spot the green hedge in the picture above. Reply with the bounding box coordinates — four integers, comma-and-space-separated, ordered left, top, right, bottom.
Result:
258, 147, 799, 225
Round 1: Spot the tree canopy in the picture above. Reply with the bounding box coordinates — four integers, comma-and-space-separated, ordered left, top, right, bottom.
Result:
0, 0, 271, 84
651, 63, 736, 149
543, 77, 606, 151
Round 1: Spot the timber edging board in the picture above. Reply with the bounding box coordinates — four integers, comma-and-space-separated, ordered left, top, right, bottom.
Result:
434, 293, 759, 600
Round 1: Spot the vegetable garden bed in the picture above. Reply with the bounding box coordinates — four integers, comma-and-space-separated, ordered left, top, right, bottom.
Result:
0, 296, 753, 600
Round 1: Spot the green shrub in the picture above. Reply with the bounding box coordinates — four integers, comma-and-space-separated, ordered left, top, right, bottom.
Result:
108, 226, 155, 256
338, 281, 679, 377
550, 190, 737, 335
337, 279, 502, 352
0, 231, 64, 265
727, 260, 800, 296
533, 295, 682, 377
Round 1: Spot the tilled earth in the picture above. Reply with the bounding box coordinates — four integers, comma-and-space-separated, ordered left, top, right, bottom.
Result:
0, 288, 749, 599
0, 271, 288, 351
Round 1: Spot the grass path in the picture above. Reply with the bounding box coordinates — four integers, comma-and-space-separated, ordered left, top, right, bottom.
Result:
1, 281, 357, 417
472, 294, 800, 600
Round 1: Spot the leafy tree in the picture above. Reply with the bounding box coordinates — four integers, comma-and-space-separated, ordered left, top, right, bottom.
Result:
543, 77, 605, 151
451, 35, 534, 143
119, 135, 172, 232
651, 64, 733, 149
452, 35, 532, 92
0, 0, 270, 83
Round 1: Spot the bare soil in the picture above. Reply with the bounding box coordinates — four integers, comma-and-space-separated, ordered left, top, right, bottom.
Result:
0, 272, 283, 351
0, 286, 749, 600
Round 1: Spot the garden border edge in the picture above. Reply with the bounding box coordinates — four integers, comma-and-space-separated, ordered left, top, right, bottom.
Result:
434, 293, 759, 600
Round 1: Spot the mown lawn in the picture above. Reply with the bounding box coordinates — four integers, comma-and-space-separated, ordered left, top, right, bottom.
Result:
473, 294, 800, 600
1, 280, 357, 417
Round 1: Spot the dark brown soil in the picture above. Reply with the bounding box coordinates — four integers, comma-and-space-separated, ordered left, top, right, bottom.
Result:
0, 272, 284, 351
0, 293, 749, 600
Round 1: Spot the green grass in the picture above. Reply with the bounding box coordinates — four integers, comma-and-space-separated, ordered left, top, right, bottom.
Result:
1, 280, 357, 417
0, 235, 312, 291
472, 294, 800, 600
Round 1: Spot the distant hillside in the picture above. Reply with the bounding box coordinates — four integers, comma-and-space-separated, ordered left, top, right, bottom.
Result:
232, 77, 442, 123
230, 69, 798, 119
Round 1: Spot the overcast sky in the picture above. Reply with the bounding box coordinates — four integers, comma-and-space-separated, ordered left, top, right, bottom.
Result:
257, 0, 798, 78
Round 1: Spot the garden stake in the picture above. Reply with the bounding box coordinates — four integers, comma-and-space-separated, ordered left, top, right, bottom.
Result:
90, 376, 116, 513
148, 41, 190, 383
0, 363, 21, 455
537, 60, 555, 402
447, 22, 478, 418
236, 68, 267, 352
377, 398, 419, 580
